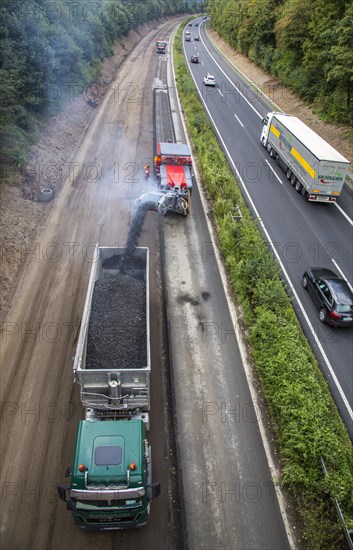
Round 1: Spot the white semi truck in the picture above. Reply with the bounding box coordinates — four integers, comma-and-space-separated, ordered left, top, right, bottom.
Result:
261, 112, 350, 202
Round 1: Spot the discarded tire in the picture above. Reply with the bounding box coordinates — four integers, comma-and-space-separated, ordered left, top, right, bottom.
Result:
38, 188, 54, 202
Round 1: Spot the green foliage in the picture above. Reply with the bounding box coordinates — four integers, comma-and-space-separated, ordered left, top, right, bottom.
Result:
206, 0, 353, 124
174, 21, 353, 546
0, 0, 189, 172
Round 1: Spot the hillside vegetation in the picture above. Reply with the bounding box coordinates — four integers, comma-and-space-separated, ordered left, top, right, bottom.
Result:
206, 0, 353, 125
0, 0, 189, 170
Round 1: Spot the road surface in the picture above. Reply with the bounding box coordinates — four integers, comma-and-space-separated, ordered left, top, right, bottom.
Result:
184, 17, 353, 437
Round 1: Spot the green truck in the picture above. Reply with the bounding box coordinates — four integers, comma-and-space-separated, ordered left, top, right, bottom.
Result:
58, 246, 160, 530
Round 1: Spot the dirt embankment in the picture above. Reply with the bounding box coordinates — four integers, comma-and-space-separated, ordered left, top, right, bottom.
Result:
0, 19, 163, 315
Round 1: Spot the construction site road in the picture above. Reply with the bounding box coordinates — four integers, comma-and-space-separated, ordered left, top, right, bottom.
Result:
0, 18, 184, 550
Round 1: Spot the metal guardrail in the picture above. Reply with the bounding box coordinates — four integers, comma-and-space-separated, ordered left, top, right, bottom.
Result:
321, 457, 353, 549
346, 171, 353, 187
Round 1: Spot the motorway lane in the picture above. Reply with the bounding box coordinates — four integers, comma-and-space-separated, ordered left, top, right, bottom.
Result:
165, 29, 293, 549
183, 19, 353, 436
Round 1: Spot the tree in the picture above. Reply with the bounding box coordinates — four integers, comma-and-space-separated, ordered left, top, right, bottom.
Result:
325, 2, 353, 111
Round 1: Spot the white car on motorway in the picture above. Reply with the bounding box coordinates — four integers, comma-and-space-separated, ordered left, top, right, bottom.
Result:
203, 73, 216, 86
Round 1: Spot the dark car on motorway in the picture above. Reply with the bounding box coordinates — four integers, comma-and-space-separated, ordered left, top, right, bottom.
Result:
302, 268, 353, 326
191, 54, 199, 63
194, 35, 200, 41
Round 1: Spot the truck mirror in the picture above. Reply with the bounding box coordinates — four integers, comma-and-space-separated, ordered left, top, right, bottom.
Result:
151, 482, 161, 499
65, 467, 72, 478
262, 118, 267, 125
67, 499, 75, 511
147, 481, 160, 501
58, 485, 69, 502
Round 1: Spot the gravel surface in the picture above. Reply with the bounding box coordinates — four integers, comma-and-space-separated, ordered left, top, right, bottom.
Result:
86, 271, 147, 369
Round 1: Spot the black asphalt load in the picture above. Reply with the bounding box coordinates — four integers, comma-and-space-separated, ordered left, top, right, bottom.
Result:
86, 272, 146, 369
86, 203, 154, 370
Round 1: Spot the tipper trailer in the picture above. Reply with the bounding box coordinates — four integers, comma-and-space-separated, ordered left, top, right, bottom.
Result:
58, 246, 160, 530
261, 112, 350, 202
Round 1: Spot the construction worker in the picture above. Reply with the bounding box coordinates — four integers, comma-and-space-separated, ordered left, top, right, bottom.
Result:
154, 154, 162, 175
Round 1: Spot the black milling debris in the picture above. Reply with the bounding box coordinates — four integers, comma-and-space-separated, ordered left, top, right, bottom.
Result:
86, 273, 146, 369
86, 204, 150, 370
125, 203, 154, 256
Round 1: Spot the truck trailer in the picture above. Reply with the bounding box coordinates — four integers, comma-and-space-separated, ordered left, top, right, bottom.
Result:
261, 112, 350, 202
58, 246, 160, 530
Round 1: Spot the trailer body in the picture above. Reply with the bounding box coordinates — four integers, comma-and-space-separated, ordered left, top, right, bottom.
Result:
73, 246, 150, 417
261, 112, 350, 202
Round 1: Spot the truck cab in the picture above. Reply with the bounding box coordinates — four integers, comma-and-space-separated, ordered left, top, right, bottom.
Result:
260, 112, 275, 147
155, 142, 194, 195
58, 419, 160, 530
156, 40, 167, 54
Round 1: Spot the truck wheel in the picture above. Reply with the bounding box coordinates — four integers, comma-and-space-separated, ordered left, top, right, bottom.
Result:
286, 169, 292, 180
295, 180, 302, 193
319, 308, 327, 324
290, 174, 296, 186
269, 148, 276, 159
301, 186, 307, 197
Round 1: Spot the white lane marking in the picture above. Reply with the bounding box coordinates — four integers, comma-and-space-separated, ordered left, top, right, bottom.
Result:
199, 27, 262, 118
201, 61, 204, 65
265, 159, 283, 184
233, 113, 244, 128
332, 259, 353, 293
183, 54, 353, 424
334, 201, 353, 226
217, 88, 223, 97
